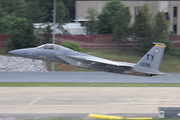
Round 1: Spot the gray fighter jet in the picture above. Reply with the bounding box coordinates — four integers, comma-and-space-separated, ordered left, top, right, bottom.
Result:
9, 42, 166, 76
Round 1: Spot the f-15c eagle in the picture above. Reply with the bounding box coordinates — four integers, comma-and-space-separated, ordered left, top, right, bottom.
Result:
9, 42, 166, 77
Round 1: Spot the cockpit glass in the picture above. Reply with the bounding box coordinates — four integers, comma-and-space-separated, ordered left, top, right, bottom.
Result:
37, 44, 70, 50
37, 45, 44, 49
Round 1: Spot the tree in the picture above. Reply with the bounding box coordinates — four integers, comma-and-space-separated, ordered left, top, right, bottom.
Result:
56, 1, 70, 24
61, 0, 75, 20
24, 0, 48, 23
96, 0, 125, 34
96, 9, 111, 34
154, 12, 169, 35
1, 0, 27, 18
31, 0, 70, 23
0, 1, 26, 34
0, 3, 4, 33
6, 17, 40, 50
153, 11, 172, 52
84, 8, 98, 34
111, 6, 131, 55
133, 4, 153, 53
0, 14, 17, 34
61, 41, 83, 52
0, 0, 72, 34
133, 4, 173, 53
21, 0, 71, 23
42, 23, 52, 44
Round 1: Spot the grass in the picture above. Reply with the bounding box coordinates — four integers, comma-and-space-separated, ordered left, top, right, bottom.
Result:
1, 82, 180, 87
47, 48, 180, 72
0, 48, 8, 55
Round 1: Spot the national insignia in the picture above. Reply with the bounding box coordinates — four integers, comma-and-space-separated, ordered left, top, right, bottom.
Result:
77, 62, 81, 66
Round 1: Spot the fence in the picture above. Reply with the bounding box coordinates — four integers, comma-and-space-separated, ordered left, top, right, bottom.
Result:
170, 35, 180, 48
1, 34, 180, 49
0, 34, 8, 49
54, 34, 140, 48
55, 34, 114, 48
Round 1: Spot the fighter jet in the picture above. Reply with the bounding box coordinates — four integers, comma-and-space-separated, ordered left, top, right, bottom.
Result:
8, 42, 166, 77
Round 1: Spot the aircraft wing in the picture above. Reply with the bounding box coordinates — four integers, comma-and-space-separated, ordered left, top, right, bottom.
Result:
68, 55, 135, 68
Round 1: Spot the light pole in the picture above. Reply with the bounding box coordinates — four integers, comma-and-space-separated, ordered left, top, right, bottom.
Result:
52, 0, 56, 71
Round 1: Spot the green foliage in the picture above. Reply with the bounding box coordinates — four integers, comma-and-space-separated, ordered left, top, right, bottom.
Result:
0, 14, 16, 34
56, 1, 70, 24
133, 4, 172, 53
42, 23, 52, 44
61, 41, 83, 52
60, 0, 75, 20
111, 5, 131, 55
153, 12, 169, 35
0, 0, 72, 32
0, 3, 17, 34
133, 4, 152, 39
23, 0, 48, 23
97, 0, 125, 34
0, 3, 3, 17
96, 9, 112, 34
2, 0, 27, 18
6, 17, 40, 50
0, 1, 27, 34
84, 8, 98, 34
1, 82, 180, 87
169, 30, 176, 35
0, 3, 4, 33
152, 12, 173, 53
24, 0, 72, 23
133, 4, 153, 53
111, 6, 131, 43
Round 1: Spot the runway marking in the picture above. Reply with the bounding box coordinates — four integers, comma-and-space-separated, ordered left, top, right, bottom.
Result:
168, 95, 176, 105
28, 97, 43, 106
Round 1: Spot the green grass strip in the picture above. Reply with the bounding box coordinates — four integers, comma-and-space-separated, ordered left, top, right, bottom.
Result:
0, 82, 180, 87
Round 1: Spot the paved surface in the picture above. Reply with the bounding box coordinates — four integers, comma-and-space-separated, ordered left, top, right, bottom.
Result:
0, 87, 180, 120
0, 113, 157, 120
0, 72, 180, 83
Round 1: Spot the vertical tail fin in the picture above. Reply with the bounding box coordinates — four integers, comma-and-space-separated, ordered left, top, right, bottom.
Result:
133, 42, 166, 75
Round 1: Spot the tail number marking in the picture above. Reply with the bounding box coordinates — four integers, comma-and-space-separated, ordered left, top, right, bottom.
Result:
146, 54, 155, 61
140, 62, 151, 67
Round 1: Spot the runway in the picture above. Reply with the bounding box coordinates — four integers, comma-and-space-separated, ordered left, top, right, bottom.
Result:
0, 87, 180, 119
0, 72, 180, 83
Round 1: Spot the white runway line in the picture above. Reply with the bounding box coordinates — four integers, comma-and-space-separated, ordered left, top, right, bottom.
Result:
28, 97, 43, 106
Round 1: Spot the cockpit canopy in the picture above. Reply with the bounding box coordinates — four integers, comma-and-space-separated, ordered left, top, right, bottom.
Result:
37, 44, 70, 50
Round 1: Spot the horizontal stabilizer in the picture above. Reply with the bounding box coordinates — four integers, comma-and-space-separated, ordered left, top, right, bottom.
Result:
133, 68, 167, 76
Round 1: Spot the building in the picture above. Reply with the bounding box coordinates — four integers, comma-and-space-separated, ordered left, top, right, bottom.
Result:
75, 0, 180, 35
34, 23, 86, 35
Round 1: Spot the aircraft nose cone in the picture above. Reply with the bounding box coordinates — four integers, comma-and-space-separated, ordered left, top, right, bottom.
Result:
8, 49, 25, 57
